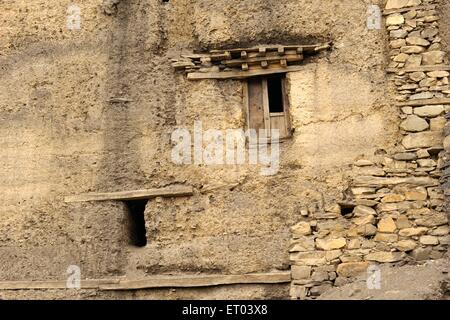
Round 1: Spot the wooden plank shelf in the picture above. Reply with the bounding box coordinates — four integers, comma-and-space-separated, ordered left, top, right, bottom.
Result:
0, 272, 291, 291
187, 65, 305, 80
64, 185, 194, 203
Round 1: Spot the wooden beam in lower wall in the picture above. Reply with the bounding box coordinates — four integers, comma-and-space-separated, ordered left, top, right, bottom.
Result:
64, 185, 194, 203
0, 272, 291, 291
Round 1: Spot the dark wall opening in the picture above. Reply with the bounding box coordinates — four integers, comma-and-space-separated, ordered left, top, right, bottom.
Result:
125, 200, 148, 247
267, 76, 284, 113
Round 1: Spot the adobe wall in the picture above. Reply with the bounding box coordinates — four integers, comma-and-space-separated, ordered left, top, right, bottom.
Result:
0, 0, 446, 299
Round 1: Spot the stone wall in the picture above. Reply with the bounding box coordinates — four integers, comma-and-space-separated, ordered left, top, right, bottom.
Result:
290, 0, 450, 300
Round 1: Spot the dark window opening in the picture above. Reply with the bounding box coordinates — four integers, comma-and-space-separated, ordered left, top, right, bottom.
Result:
267, 76, 284, 113
125, 200, 148, 247
339, 203, 355, 216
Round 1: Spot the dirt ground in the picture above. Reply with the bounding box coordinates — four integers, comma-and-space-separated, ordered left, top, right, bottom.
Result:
319, 257, 450, 300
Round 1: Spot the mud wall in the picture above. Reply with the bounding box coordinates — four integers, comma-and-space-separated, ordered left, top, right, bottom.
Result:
0, 0, 419, 299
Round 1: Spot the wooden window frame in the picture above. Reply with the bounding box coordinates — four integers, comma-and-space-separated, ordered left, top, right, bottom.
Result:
243, 75, 292, 141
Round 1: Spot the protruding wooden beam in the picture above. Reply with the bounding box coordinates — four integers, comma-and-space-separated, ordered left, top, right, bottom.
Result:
187, 65, 305, 80
64, 186, 194, 203
0, 272, 291, 291
100, 272, 291, 290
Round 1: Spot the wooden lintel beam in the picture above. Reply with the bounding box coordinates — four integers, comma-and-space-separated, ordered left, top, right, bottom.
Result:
0, 272, 291, 291
187, 65, 305, 80
64, 186, 194, 203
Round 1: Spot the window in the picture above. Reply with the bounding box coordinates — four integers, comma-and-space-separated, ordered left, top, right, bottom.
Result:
125, 200, 148, 247
244, 75, 291, 139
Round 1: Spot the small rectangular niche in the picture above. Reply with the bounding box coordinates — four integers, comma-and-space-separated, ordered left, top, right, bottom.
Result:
125, 200, 148, 247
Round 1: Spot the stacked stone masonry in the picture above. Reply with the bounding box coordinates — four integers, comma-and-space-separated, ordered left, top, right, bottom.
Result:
290, 0, 450, 300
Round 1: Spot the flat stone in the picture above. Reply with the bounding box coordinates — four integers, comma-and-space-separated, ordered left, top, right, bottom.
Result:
401, 46, 425, 54
427, 71, 449, 78
398, 227, 429, 236
347, 239, 361, 249
381, 194, 405, 203
377, 201, 415, 212
385, 0, 422, 10
419, 235, 439, 245
356, 224, 377, 236
354, 159, 374, 167
390, 39, 406, 48
354, 166, 386, 176
409, 72, 426, 82
374, 233, 399, 242
396, 216, 411, 229
406, 54, 422, 67
415, 213, 448, 227
291, 265, 311, 280
325, 250, 343, 261
421, 27, 438, 39
353, 205, 377, 216
409, 92, 434, 100
413, 105, 444, 117
336, 262, 369, 278
353, 215, 376, 226
291, 251, 326, 266
417, 159, 436, 167
402, 131, 442, 149
394, 53, 409, 62
394, 240, 417, 252
405, 186, 427, 201
290, 237, 315, 252
365, 251, 404, 263
419, 77, 437, 87
400, 115, 429, 132
390, 29, 408, 38
378, 217, 397, 233
393, 152, 417, 160
416, 149, 430, 158
406, 37, 430, 46
422, 51, 446, 65
386, 14, 405, 26
411, 247, 432, 261
429, 226, 449, 236
292, 222, 311, 236
430, 117, 446, 131
354, 175, 438, 187
316, 238, 347, 251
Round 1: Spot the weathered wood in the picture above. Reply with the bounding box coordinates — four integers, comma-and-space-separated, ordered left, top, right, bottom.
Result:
100, 272, 291, 290
262, 79, 271, 133
222, 54, 302, 68
248, 78, 265, 132
0, 273, 291, 291
0, 279, 119, 290
209, 43, 329, 54
64, 186, 194, 203
397, 98, 450, 107
187, 65, 305, 80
